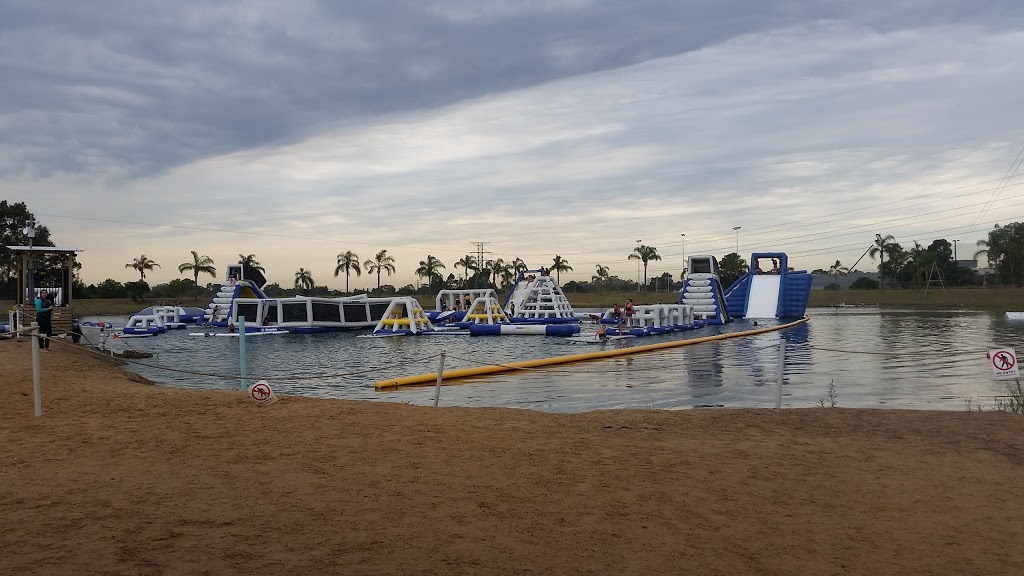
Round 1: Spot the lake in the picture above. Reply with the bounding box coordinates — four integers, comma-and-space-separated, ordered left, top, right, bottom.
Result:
84, 307, 1024, 412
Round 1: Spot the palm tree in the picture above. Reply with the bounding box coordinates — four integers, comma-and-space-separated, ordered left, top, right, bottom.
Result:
975, 238, 997, 285
592, 264, 610, 292
868, 234, 896, 290
125, 254, 160, 281
500, 266, 516, 289
628, 244, 662, 290
363, 249, 397, 290
333, 251, 361, 293
827, 259, 849, 289
512, 258, 528, 277
294, 268, 315, 294
975, 224, 1024, 287
178, 251, 216, 298
487, 258, 508, 288
906, 242, 935, 288
237, 254, 265, 273
415, 255, 446, 292
550, 255, 573, 284
454, 254, 478, 284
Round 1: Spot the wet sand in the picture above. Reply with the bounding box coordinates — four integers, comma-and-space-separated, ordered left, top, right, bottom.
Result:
2, 337, 1023, 575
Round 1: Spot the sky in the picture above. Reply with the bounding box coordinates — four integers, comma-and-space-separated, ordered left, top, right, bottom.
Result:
3, 0, 1024, 289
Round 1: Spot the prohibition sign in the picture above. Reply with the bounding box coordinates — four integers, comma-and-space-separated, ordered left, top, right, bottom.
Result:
992, 350, 1016, 371
250, 382, 273, 401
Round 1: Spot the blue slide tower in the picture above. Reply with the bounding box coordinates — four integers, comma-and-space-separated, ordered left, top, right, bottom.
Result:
722, 253, 811, 319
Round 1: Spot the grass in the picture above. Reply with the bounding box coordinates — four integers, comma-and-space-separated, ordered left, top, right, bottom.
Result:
5, 286, 1024, 317
818, 380, 838, 408
807, 287, 1024, 311
0, 298, 210, 316
567, 287, 1024, 310
966, 381, 1024, 414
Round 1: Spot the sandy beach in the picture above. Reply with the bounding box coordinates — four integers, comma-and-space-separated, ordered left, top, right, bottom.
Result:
2, 337, 1023, 575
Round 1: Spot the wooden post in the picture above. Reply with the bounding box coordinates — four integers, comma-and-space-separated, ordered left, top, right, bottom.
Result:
67, 253, 74, 305
18, 253, 26, 306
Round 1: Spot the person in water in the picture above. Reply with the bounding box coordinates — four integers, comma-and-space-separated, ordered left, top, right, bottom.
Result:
611, 304, 623, 333
35, 289, 53, 351
596, 323, 608, 340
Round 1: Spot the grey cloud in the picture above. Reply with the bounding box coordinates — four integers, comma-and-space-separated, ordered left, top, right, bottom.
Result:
2, 0, 1019, 178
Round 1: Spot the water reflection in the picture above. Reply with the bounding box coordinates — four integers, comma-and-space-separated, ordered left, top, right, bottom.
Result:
87, 308, 1024, 412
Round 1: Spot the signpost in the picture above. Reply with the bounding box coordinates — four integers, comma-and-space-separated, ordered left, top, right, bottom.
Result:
248, 380, 277, 406
989, 348, 1019, 380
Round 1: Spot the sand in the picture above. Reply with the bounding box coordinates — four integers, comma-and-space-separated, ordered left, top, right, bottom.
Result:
1, 336, 1023, 575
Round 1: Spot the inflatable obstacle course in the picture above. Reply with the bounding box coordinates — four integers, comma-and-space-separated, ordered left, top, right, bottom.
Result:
677, 255, 730, 325
504, 271, 579, 324
373, 298, 436, 336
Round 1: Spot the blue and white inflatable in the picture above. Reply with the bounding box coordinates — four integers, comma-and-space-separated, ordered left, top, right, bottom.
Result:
722, 252, 812, 319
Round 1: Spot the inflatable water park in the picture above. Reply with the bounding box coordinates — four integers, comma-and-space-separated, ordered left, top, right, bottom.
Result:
75, 252, 810, 343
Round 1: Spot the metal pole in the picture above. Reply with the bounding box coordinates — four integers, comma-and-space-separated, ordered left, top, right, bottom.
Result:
733, 226, 741, 255
433, 350, 447, 407
775, 339, 785, 409
680, 233, 685, 276
635, 239, 642, 292
32, 324, 42, 417
24, 219, 37, 312
239, 316, 247, 390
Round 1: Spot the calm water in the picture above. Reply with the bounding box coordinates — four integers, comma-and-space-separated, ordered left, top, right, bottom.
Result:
84, 308, 1024, 412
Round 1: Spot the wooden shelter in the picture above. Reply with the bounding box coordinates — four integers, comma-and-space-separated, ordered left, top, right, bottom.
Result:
8, 246, 80, 335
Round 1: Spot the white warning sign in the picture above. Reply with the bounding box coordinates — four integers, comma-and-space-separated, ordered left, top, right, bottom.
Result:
248, 380, 277, 406
989, 348, 1019, 380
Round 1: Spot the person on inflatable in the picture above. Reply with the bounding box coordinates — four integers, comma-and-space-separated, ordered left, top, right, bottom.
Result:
596, 323, 608, 341
611, 304, 623, 333
624, 299, 635, 329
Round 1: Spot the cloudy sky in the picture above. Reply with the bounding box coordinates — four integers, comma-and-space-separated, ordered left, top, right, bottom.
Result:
3, 0, 1024, 288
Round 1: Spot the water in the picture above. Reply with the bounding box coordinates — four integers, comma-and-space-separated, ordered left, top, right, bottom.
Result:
83, 308, 1024, 412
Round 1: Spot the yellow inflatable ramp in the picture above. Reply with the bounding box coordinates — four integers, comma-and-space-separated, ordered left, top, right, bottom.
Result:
375, 317, 808, 390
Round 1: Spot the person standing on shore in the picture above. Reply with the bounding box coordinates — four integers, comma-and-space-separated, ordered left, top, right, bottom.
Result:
35, 289, 53, 351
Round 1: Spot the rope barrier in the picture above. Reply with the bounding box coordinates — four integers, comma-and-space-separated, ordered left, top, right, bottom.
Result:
804, 344, 993, 361
376, 317, 810, 389
441, 339, 787, 376
30, 317, 1011, 401
42, 334, 438, 381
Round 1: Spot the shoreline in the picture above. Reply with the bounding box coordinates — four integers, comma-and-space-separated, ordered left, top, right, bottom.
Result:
3, 337, 1023, 575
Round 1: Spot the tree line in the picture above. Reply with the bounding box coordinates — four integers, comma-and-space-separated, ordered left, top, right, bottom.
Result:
5, 201, 1021, 302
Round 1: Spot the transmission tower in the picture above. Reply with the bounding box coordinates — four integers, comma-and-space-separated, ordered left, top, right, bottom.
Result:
471, 241, 490, 268
469, 241, 491, 289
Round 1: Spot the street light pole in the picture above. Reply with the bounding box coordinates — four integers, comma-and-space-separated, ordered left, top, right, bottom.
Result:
24, 218, 36, 304
680, 233, 686, 277
732, 226, 741, 255
635, 239, 642, 292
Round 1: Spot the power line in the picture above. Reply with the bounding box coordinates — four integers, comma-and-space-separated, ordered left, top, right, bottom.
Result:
969, 143, 1024, 233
